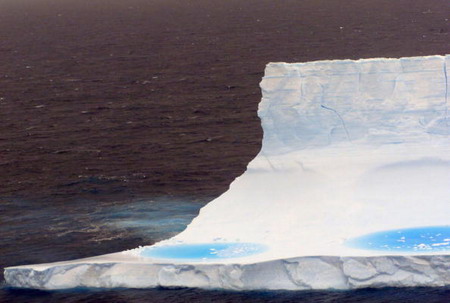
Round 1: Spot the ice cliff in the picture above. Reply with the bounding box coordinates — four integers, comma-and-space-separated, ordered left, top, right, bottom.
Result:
5, 55, 450, 290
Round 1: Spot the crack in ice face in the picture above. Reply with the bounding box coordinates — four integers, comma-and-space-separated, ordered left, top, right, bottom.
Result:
140, 243, 268, 260
346, 226, 450, 252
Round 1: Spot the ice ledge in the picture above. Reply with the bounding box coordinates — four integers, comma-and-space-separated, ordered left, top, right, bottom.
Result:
5, 255, 450, 290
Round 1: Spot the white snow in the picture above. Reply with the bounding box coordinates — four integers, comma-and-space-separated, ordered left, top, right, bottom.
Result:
5, 55, 450, 290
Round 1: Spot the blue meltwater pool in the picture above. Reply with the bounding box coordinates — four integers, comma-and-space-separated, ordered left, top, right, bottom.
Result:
346, 226, 450, 252
140, 243, 267, 260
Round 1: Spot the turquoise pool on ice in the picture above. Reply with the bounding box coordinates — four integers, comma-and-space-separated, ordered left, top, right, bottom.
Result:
140, 243, 267, 260
346, 226, 450, 252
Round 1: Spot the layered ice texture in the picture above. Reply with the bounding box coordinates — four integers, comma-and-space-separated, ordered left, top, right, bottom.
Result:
5, 55, 450, 290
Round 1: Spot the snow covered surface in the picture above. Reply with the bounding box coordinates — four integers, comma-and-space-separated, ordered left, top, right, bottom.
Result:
5, 55, 450, 290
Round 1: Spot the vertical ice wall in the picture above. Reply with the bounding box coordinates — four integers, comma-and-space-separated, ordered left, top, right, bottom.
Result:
259, 56, 450, 154
172, 55, 450, 260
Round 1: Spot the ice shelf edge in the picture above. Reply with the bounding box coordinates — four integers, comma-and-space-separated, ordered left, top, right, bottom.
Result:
5, 255, 450, 290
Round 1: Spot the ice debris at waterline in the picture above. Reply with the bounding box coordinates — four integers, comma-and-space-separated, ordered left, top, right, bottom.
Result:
5, 55, 450, 290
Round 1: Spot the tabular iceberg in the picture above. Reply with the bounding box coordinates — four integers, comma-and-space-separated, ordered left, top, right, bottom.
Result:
5, 55, 450, 290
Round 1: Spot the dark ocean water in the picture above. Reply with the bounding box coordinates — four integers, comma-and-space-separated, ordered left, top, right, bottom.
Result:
2, 197, 450, 303
3, 286, 450, 303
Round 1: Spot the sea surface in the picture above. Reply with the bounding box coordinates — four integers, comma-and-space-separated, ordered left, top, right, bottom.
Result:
1, 197, 450, 303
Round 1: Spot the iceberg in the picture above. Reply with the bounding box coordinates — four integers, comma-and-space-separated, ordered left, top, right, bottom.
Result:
5, 55, 450, 290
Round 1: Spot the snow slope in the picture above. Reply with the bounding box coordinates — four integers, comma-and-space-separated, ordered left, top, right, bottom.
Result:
5, 55, 450, 290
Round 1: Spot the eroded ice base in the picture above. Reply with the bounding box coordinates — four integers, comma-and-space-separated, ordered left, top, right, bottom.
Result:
5, 254, 450, 290
5, 55, 450, 290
